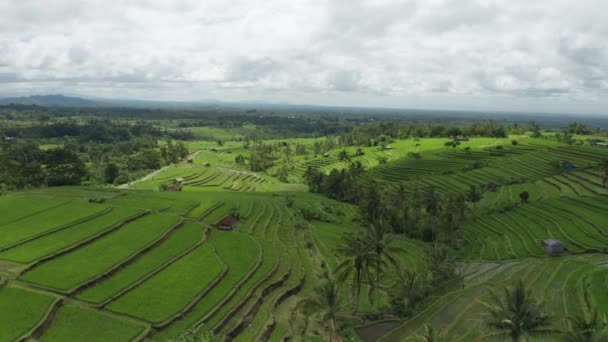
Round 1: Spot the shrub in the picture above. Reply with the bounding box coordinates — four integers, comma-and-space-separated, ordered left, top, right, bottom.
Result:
519, 191, 530, 203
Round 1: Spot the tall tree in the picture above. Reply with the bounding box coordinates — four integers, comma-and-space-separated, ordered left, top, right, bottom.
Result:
600, 160, 608, 188
365, 223, 402, 303
334, 234, 375, 310
565, 308, 608, 342
467, 185, 483, 209
298, 279, 347, 342
482, 280, 550, 341
406, 323, 450, 342
428, 243, 456, 285
424, 186, 441, 241
519, 191, 530, 203
172, 326, 217, 342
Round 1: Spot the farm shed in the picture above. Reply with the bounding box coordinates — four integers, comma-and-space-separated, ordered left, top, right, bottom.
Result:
541, 239, 564, 256
595, 142, 608, 148
216, 215, 238, 230
384, 145, 393, 150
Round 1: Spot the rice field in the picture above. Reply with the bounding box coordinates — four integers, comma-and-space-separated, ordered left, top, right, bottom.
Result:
0, 135, 607, 341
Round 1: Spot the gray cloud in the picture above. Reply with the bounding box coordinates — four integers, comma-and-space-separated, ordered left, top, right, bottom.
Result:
0, 0, 607, 114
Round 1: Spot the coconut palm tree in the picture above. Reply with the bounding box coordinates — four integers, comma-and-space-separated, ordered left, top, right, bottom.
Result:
298, 278, 346, 342
334, 234, 375, 310
565, 308, 608, 342
171, 326, 217, 342
600, 160, 608, 188
428, 243, 456, 285
424, 186, 442, 241
482, 280, 550, 341
364, 223, 403, 303
389, 269, 426, 309
406, 323, 450, 342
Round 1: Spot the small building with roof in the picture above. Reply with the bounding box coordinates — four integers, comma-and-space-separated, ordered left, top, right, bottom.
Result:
216, 215, 238, 230
541, 239, 564, 256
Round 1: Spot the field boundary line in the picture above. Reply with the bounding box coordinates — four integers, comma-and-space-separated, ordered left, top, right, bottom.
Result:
225, 259, 292, 340
152, 243, 229, 329
190, 236, 265, 330
182, 201, 201, 217
0, 200, 71, 229
16, 297, 63, 342
96, 227, 211, 308
226, 215, 293, 339
198, 201, 225, 221
17, 210, 151, 279
212, 240, 282, 333
0, 207, 113, 253
67, 219, 186, 296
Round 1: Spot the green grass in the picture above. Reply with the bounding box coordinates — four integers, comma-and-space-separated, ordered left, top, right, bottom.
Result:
0, 207, 143, 264
106, 243, 225, 323
2, 134, 608, 341
39, 304, 145, 342
0, 201, 107, 248
76, 221, 204, 304
19, 213, 180, 291
0, 196, 68, 227
152, 230, 261, 340
0, 285, 56, 341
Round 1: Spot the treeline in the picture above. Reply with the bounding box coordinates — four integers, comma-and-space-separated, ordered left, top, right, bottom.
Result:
0, 106, 359, 139
0, 121, 188, 191
338, 120, 509, 147
1, 119, 161, 142
305, 163, 473, 245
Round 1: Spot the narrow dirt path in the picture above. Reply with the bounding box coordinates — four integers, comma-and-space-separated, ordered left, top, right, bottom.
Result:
118, 150, 202, 189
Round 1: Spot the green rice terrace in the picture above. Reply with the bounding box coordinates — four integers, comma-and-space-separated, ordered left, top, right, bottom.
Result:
1, 129, 608, 342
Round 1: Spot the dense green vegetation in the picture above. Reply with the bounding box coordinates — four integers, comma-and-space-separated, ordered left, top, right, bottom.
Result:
1, 105, 608, 341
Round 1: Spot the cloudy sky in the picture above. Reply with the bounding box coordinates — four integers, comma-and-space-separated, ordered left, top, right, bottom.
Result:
1, 0, 607, 114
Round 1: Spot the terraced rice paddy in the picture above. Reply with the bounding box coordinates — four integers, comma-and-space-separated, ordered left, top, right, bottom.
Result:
0, 135, 607, 341
380, 255, 608, 341
460, 196, 608, 260
0, 188, 357, 341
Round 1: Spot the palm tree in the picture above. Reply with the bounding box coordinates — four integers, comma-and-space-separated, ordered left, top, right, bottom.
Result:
467, 185, 483, 210
424, 186, 441, 241
334, 234, 375, 310
298, 278, 346, 342
389, 269, 425, 309
171, 326, 217, 342
406, 323, 450, 342
428, 243, 455, 285
600, 160, 608, 188
441, 196, 465, 245
565, 308, 608, 342
482, 280, 550, 341
365, 223, 403, 303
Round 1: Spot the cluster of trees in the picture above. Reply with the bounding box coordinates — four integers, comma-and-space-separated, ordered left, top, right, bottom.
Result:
337, 121, 508, 147
0, 142, 86, 188
0, 119, 189, 190
299, 226, 459, 341
305, 164, 472, 245
2, 119, 161, 142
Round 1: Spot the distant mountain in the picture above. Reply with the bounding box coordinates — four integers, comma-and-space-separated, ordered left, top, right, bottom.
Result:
0, 94, 98, 107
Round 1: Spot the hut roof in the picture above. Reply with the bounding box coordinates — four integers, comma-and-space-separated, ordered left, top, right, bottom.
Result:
217, 215, 238, 227
542, 238, 563, 246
